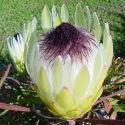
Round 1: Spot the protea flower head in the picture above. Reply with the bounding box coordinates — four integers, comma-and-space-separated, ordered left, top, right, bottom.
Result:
24, 3, 113, 120
7, 18, 37, 75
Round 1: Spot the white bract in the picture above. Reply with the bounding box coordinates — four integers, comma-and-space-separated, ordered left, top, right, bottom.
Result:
24, 4, 113, 120
7, 18, 37, 75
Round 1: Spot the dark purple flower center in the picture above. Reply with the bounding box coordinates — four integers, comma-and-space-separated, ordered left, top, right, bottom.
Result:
38, 23, 97, 64
14, 33, 20, 41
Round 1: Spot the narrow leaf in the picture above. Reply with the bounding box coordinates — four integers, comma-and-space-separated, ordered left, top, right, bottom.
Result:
0, 109, 9, 116
94, 89, 125, 106
0, 64, 11, 88
103, 100, 117, 119
0, 102, 30, 112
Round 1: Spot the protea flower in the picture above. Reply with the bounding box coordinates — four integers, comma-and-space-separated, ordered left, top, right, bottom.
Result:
24, 3, 113, 120
7, 18, 37, 75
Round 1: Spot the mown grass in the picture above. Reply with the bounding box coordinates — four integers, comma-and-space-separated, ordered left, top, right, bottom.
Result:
0, 0, 125, 64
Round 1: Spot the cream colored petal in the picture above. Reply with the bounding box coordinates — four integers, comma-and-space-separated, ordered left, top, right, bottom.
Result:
93, 12, 101, 43
78, 95, 93, 112
55, 86, 76, 111
7, 40, 16, 63
50, 102, 66, 116
62, 55, 72, 89
24, 42, 29, 74
82, 106, 92, 116
86, 6, 91, 31
27, 22, 31, 35
103, 22, 110, 50
73, 65, 90, 102
26, 30, 37, 82
22, 23, 27, 41
18, 34, 24, 48
53, 14, 62, 28
27, 30, 37, 56
33, 44, 39, 81
60, 115, 71, 120
12, 37, 22, 57
92, 87, 103, 104
37, 66, 52, 100
93, 65, 106, 97
19, 33, 24, 45
31, 17, 37, 32
75, 3, 86, 28
66, 109, 82, 119
106, 36, 113, 70
41, 5, 52, 32
26, 17, 37, 39
52, 56, 63, 94
15, 55, 24, 73
17, 35, 24, 55
61, 4, 69, 23
76, 90, 92, 107
100, 43, 106, 65
34, 85, 51, 107
47, 107, 58, 116
52, 5, 57, 24
7, 39, 23, 74
92, 51, 101, 89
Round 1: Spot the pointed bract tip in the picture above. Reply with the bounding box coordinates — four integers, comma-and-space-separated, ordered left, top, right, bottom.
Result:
76, 3, 81, 9
33, 17, 37, 22
52, 5, 55, 7
62, 3, 66, 6
87, 95, 93, 100
77, 3, 81, 6
63, 86, 69, 90
105, 22, 109, 28
93, 12, 97, 16
41, 65, 46, 71
86, 6, 89, 9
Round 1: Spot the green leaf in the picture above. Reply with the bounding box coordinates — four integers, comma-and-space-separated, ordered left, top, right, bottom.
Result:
113, 104, 125, 112
0, 109, 9, 116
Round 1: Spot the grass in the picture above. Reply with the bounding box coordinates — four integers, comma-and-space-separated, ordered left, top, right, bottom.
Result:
0, 0, 125, 64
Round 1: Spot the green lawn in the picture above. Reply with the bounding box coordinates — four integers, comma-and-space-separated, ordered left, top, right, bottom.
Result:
0, 0, 125, 64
